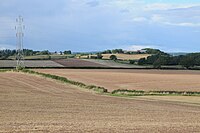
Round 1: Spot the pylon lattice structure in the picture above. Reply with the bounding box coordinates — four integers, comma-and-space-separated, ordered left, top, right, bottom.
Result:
16, 16, 25, 68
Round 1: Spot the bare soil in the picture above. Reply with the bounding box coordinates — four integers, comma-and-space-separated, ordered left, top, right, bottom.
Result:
36, 69, 200, 92
1, 72, 200, 132
54, 59, 108, 67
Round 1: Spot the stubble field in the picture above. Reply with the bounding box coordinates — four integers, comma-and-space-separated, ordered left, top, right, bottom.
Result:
36, 69, 200, 92
1, 72, 200, 132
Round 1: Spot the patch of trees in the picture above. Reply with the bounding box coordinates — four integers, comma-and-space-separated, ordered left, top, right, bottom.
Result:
0, 49, 73, 59
0, 49, 16, 59
138, 52, 200, 69
63, 50, 72, 55
142, 48, 166, 55
101, 49, 124, 54
101, 48, 165, 55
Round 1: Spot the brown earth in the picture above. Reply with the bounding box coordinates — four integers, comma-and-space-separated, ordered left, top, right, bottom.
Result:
36, 69, 200, 92
1, 72, 200, 132
54, 59, 108, 67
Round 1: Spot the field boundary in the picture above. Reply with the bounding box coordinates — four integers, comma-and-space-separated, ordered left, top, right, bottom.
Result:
111, 89, 200, 97
19, 69, 108, 93
1, 69, 200, 97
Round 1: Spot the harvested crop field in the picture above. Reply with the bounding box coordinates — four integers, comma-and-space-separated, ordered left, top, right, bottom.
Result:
101, 54, 151, 60
36, 69, 200, 92
0, 60, 64, 68
54, 59, 108, 67
1, 72, 200, 132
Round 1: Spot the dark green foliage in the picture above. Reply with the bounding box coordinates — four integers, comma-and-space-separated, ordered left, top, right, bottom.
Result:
96, 53, 103, 59
64, 50, 72, 55
111, 49, 124, 54
138, 58, 146, 65
101, 50, 112, 54
129, 60, 136, 64
112, 89, 200, 96
0, 49, 16, 59
143, 48, 167, 55
179, 56, 195, 69
110, 55, 117, 60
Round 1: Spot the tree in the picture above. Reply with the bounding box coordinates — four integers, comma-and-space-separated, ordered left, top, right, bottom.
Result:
179, 56, 195, 69
138, 58, 146, 65
102, 50, 112, 54
64, 50, 72, 55
110, 55, 117, 60
112, 49, 124, 54
40, 50, 50, 55
129, 60, 136, 64
96, 53, 103, 59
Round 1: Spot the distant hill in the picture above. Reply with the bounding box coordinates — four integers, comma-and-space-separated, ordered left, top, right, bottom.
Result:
169, 52, 188, 56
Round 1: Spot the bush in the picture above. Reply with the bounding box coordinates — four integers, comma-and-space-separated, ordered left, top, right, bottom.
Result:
110, 55, 117, 60
138, 58, 146, 65
129, 60, 136, 64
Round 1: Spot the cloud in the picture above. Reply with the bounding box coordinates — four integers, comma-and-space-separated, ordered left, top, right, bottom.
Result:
132, 17, 147, 22
0, 44, 15, 50
164, 22, 200, 27
86, 1, 100, 7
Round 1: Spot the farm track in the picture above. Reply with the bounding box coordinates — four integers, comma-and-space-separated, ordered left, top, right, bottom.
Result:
0, 72, 200, 132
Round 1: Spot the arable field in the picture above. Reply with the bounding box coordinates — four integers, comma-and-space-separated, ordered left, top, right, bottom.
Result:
54, 59, 107, 67
36, 69, 200, 92
80, 54, 151, 60
0, 60, 64, 68
1, 72, 200, 132
102, 54, 151, 60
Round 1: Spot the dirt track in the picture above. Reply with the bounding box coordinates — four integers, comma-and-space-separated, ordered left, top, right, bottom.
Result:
36, 69, 200, 92
1, 72, 200, 132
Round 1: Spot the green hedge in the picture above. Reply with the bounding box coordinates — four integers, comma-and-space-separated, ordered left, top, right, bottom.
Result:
20, 69, 108, 93
112, 89, 200, 96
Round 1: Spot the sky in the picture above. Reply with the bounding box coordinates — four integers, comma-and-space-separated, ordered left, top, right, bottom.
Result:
0, 0, 200, 52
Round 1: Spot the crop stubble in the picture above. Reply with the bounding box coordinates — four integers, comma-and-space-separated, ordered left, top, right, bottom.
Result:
0, 72, 200, 132
36, 69, 200, 92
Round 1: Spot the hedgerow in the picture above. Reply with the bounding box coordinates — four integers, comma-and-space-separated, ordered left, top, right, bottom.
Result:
111, 89, 200, 96
19, 69, 108, 93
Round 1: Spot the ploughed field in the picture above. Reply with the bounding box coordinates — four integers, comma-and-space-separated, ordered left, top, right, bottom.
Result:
1, 72, 200, 132
36, 69, 200, 92
54, 59, 107, 67
0, 60, 64, 68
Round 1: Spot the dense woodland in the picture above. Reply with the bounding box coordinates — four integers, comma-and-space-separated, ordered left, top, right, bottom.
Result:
137, 51, 200, 68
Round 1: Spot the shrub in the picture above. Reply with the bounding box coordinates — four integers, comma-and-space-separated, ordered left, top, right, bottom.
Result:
110, 55, 117, 60
138, 58, 146, 65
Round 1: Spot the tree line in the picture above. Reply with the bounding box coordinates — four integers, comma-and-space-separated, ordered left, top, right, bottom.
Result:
138, 52, 200, 69
0, 49, 72, 60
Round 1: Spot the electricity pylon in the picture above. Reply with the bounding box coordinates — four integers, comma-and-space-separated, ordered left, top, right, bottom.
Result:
15, 16, 25, 68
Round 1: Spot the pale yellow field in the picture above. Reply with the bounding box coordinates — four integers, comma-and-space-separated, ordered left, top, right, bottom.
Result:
1, 72, 200, 132
102, 54, 151, 60
80, 54, 151, 60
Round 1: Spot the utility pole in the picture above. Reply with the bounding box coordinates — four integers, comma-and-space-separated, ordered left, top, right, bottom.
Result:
15, 16, 25, 68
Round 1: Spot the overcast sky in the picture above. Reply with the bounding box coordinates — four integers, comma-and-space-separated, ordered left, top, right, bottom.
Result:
0, 0, 200, 52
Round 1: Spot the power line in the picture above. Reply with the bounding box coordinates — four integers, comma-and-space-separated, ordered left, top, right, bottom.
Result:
15, 15, 25, 68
